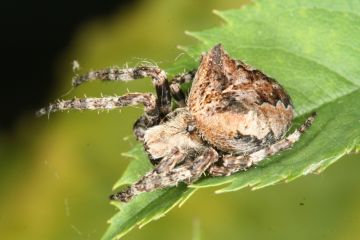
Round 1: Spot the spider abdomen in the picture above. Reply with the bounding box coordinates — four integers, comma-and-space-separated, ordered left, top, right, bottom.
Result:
189, 44, 294, 154
193, 101, 293, 153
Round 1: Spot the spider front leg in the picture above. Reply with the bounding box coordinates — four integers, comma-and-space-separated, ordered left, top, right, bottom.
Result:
208, 154, 250, 177
72, 65, 172, 116
209, 112, 317, 176
169, 70, 196, 107
110, 147, 218, 202
36, 93, 157, 117
172, 69, 196, 85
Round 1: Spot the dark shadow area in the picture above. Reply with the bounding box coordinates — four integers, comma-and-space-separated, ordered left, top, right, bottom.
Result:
0, 0, 141, 132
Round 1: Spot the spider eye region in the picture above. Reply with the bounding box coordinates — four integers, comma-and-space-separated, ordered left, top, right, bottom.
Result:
186, 124, 196, 133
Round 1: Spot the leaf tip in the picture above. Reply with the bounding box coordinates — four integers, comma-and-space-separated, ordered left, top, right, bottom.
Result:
178, 189, 197, 207
184, 30, 205, 43
184, 30, 196, 37
214, 188, 229, 194
110, 200, 123, 210
212, 9, 230, 24
177, 44, 189, 52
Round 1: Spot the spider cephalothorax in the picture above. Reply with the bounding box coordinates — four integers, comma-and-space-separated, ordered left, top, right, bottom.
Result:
38, 44, 316, 202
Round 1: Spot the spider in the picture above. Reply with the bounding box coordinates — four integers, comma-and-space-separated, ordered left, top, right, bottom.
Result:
37, 44, 316, 202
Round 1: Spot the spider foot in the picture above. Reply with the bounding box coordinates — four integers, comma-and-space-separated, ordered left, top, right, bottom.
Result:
109, 187, 135, 203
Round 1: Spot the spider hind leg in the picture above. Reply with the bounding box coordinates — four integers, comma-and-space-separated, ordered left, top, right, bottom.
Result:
110, 147, 218, 202
209, 112, 317, 176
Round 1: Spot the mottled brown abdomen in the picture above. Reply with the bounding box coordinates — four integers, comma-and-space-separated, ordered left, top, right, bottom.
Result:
188, 44, 293, 154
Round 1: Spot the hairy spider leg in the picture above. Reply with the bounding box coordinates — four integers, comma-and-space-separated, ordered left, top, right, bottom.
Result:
209, 112, 317, 176
169, 70, 196, 107
110, 147, 218, 202
110, 146, 188, 202
154, 147, 185, 173
172, 69, 196, 85
72, 65, 172, 117
36, 93, 157, 117
133, 69, 197, 140
169, 83, 186, 107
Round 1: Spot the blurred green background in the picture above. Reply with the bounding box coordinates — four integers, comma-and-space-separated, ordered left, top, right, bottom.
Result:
0, 0, 359, 239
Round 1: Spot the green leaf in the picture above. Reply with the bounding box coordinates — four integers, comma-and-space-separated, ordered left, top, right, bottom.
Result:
112, 145, 153, 190
102, 0, 360, 239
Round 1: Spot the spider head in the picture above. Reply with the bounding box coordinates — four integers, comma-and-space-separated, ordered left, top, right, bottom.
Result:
143, 108, 204, 160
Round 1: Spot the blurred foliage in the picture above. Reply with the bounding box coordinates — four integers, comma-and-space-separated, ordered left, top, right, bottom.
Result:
0, 0, 359, 240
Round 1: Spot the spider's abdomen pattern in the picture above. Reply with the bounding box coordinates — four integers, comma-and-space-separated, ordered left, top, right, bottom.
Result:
188, 45, 294, 154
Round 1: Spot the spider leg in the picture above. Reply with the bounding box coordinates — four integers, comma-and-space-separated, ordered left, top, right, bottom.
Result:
133, 69, 196, 138
133, 115, 153, 142
153, 147, 184, 173
169, 70, 196, 107
110, 147, 218, 202
208, 154, 250, 177
169, 82, 186, 107
72, 66, 172, 116
209, 112, 317, 176
172, 69, 196, 84
36, 93, 157, 117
